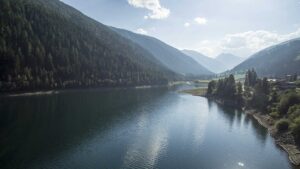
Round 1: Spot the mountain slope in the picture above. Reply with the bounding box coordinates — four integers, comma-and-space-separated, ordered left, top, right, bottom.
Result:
215, 53, 244, 70
112, 28, 213, 76
0, 0, 178, 92
232, 38, 300, 76
182, 50, 227, 73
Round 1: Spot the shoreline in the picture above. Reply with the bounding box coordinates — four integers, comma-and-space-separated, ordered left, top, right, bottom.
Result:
7, 90, 60, 97
179, 87, 207, 96
210, 96, 300, 166
245, 110, 300, 166
215, 99, 300, 166
182, 88, 300, 166
1, 81, 192, 97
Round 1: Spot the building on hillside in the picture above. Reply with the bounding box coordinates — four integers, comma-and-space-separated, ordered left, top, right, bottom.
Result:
285, 74, 298, 82
275, 80, 297, 90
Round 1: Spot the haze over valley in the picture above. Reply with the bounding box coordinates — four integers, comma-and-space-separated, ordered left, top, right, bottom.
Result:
0, 0, 300, 169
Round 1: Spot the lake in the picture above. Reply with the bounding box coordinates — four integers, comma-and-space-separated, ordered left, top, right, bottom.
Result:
0, 86, 298, 169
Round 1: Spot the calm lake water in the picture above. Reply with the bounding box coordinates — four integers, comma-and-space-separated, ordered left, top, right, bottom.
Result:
0, 86, 298, 169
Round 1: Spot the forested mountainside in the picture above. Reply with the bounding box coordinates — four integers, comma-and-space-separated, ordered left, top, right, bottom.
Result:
112, 28, 213, 76
182, 50, 227, 73
232, 38, 300, 76
0, 0, 179, 92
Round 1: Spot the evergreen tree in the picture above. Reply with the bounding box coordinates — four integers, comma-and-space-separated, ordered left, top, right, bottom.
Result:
206, 74, 237, 99
245, 68, 258, 87
207, 80, 216, 96
237, 81, 243, 96
0, 0, 176, 92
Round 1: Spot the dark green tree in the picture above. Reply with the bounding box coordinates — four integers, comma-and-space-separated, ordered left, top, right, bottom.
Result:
0, 0, 176, 92
245, 68, 258, 87
207, 80, 216, 96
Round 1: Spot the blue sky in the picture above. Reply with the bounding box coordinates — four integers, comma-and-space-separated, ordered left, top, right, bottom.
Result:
61, 0, 300, 58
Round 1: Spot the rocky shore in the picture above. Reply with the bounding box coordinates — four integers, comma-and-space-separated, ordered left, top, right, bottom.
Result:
182, 87, 300, 166
246, 110, 300, 166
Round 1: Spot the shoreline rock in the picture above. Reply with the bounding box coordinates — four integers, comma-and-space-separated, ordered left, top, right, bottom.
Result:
191, 93, 300, 166
246, 110, 300, 166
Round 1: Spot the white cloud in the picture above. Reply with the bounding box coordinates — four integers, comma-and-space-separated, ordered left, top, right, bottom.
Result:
221, 31, 280, 50
194, 17, 207, 25
128, 0, 170, 19
136, 28, 148, 35
184, 22, 190, 27
220, 29, 300, 55
190, 28, 300, 57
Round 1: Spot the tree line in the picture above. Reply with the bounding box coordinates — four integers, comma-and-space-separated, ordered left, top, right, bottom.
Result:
0, 0, 175, 92
206, 74, 243, 105
206, 69, 300, 145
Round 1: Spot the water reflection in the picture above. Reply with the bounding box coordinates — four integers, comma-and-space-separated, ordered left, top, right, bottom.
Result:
0, 88, 296, 169
207, 100, 269, 145
121, 112, 169, 169
0, 88, 169, 169
246, 114, 269, 146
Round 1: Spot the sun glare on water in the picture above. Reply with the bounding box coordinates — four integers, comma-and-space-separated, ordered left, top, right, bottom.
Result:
238, 162, 245, 167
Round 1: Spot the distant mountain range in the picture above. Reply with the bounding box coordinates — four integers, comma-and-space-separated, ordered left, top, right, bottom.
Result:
182, 50, 244, 73
215, 53, 245, 70
2, 0, 298, 93
232, 38, 300, 76
182, 50, 227, 73
112, 28, 213, 76
0, 0, 212, 92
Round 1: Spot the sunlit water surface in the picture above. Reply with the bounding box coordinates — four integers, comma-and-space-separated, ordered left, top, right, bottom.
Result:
0, 86, 297, 169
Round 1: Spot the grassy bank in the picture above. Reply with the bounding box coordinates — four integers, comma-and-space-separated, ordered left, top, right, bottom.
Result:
194, 80, 210, 84
180, 88, 207, 96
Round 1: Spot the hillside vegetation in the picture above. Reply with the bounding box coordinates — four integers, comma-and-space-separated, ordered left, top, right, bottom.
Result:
207, 70, 300, 146
113, 28, 213, 76
232, 38, 300, 76
0, 0, 178, 92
